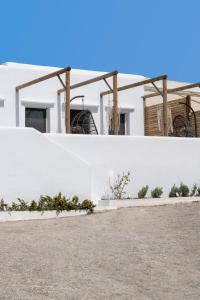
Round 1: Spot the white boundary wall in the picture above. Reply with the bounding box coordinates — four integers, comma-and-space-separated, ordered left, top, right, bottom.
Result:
0, 128, 91, 203
1, 128, 200, 204
47, 134, 200, 202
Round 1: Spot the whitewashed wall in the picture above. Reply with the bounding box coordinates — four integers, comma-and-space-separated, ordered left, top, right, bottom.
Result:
0, 62, 145, 136
47, 134, 200, 201
0, 128, 91, 203
1, 128, 199, 204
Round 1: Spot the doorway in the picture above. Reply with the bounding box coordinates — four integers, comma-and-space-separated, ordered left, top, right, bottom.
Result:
25, 108, 47, 133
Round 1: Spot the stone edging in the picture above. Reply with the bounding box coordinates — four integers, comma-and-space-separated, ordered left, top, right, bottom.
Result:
0, 210, 87, 222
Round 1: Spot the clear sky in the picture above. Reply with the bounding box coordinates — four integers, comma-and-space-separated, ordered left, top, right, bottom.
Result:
0, 0, 199, 82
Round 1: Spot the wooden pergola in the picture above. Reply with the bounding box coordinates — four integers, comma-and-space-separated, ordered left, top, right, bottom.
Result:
57, 70, 118, 134
100, 74, 169, 135
142, 81, 200, 136
15, 66, 200, 137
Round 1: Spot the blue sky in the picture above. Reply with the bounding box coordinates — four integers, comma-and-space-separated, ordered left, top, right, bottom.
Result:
0, 0, 199, 82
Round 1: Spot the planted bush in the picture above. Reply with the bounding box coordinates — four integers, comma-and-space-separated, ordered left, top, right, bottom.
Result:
196, 187, 200, 196
179, 183, 189, 197
151, 187, 163, 198
110, 171, 131, 199
0, 193, 95, 214
190, 184, 197, 196
169, 183, 190, 197
79, 199, 95, 213
169, 185, 180, 197
138, 185, 149, 199
0, 199, 7, 211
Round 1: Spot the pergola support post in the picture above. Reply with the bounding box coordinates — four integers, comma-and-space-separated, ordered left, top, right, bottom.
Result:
162, 77, 168, 136
113, 74, 118, 135
65, 70, 71, 133
186, 95, 191, 120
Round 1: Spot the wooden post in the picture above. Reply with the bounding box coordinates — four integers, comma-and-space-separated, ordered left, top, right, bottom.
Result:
113, 74, 118, 135
65, 70, 71, 133
162, 77, 168, 136
186, 95, 191, 120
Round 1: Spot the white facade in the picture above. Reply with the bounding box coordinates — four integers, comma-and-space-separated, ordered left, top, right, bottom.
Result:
0, 62, 145, 136
0, 62, 199, 204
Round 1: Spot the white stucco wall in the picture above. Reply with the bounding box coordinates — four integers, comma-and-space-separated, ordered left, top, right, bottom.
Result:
0, 62, 145, 136
0, 128, 91, 202
47, 134, 200, 201
0, 128, 199, 203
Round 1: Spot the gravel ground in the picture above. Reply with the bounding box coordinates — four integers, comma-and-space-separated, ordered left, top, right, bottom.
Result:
0, 203, 200, 300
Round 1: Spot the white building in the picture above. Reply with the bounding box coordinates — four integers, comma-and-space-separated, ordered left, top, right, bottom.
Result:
0, 62, 145, 136
0, 62, 200, 204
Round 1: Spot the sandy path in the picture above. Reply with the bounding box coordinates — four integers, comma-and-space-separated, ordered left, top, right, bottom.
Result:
0, 203, 200, 299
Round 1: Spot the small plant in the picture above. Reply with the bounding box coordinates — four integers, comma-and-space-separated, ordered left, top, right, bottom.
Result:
196, 187, 200, 196
80, 199, 96, 213
179, 182, 189, 197
138, 185, 149, 199
151, 187, 163, 198
169, 185, 179, 197
29, 200, 38, 211
0, 199, 7, 211
110, 171, 131, 199
190, 184, 197, 196
3, 193, 95, 214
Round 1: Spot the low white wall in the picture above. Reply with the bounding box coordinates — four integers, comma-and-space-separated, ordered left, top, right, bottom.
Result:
0, 128, 91, 203
1, 129, 200, 204
0, 210, 87, 222
47, 134, 200, 201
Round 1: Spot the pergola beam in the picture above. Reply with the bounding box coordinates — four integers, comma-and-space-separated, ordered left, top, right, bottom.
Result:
57, 70, 118, 94
16, 66, 71, 91
100, 74, 167, 97
144, 82, 200, 99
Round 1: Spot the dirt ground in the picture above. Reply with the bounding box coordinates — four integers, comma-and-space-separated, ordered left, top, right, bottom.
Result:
0, 203, 200, 300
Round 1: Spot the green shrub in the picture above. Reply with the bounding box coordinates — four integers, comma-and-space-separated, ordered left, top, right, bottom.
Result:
80, 199, 96, 213
190, 184, 197, 196
29, 200, 38, 211
169, 185, 179, 197
196, 187, 200, 196
179, 183, 189, 197
151, 187, 163, 198
0, 199, 7, 211
138, 185, 149, 199
3, 193, 95, 214
169, 183, 190, 197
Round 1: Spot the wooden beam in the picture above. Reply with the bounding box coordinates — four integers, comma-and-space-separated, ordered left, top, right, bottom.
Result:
152, 82, 163, 97
100, 74, 167, 97
103, 78, 113, 92
145, 86, 200, 98
57, 70, 118, 94
144, 82, 200, 99
113, 74, 119, 135
162, 78, 168, 136
16, 66, 71, 91
57, 74, 66, 89
65, 70, 71, 134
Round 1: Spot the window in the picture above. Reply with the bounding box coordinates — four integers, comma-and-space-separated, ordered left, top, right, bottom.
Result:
25, 108, 47, 133
109, 113, 127, 135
